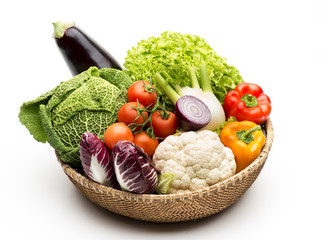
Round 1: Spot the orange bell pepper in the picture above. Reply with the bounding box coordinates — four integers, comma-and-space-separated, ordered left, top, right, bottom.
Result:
220, 121, 265, 173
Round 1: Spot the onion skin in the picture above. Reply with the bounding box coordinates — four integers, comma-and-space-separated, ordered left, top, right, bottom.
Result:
175, 95, 211, 131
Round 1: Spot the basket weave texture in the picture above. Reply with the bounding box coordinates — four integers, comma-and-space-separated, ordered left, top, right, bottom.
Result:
57, 119, 274, 222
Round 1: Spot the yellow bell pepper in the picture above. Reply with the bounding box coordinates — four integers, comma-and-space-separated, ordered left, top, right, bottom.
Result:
220, 121, 265, 173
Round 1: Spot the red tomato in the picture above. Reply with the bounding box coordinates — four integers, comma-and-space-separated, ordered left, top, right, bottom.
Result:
134, 131, 159, 157
117, 102, 148, 131
127, 80, 157, 108
151, 110, 178, 139
104, 122, 134, 150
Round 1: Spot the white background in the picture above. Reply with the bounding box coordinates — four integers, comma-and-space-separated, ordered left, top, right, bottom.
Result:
1, 0, 325, 239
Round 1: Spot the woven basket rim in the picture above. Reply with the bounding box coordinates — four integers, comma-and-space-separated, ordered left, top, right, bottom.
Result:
58, 118, 274, 203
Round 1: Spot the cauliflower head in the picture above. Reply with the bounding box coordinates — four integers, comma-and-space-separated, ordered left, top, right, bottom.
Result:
153, 130, 236, 194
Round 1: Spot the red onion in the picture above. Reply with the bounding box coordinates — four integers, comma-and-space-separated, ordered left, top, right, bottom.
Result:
175, 95, 211, 131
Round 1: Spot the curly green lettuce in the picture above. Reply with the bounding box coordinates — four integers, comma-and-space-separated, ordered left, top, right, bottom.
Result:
124, 31, 244, 109
19, 67, 133, 169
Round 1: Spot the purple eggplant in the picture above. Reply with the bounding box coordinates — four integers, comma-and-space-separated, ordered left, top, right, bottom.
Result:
52, 21, 122, 75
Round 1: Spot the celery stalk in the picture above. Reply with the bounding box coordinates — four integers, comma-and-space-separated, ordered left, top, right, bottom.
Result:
153, 73, 180, 105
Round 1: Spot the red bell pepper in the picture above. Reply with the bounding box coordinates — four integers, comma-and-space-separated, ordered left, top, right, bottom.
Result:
223, 83, 271, 124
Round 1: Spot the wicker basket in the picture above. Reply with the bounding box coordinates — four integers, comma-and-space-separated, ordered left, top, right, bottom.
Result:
57, 119, 273, 223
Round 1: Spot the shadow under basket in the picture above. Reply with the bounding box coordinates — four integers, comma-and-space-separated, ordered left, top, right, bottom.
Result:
56, 118, 274, 223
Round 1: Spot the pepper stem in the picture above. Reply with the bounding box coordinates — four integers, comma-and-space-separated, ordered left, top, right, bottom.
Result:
241, 94, 258, 108
237, 125, 261, 144
243, 125, 261, 138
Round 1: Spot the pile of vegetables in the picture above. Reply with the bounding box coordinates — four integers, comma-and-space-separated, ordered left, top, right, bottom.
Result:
19, 21, 272, 195
154, 64, 225, 131
124, 31, 244, 110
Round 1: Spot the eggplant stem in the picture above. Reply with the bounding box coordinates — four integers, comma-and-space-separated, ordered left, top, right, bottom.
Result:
52, 21, 75, 39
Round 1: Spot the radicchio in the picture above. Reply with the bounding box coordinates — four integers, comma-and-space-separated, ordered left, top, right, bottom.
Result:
79, 132, 119, 188
112, 141, 158, 194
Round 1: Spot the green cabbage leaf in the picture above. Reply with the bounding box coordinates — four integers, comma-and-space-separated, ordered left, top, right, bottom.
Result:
124, 31, 244, 109
19, 67, 132, 169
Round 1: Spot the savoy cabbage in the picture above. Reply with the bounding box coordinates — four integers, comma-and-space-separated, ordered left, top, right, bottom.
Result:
19, 67, 132, 169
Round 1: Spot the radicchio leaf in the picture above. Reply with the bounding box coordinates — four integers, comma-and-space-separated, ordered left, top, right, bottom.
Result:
112, 141, 158, 194
79, 132, 119, 188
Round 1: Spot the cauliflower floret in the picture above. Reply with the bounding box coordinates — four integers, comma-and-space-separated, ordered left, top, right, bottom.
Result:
153, 130, 236, 194
190, 178, 208, 191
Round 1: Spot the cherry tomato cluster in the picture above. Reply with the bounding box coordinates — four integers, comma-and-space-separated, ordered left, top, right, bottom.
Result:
104, 80, 178, 157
